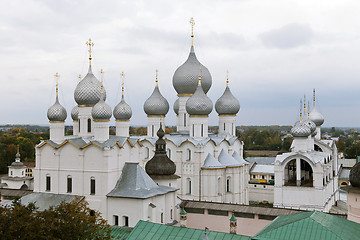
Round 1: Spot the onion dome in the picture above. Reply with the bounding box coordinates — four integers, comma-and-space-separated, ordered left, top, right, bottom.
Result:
215, 79, 240, 115
114, 96, 132, 121
291, 121, 311, 137
302, 119, 316, 135
173, 46, 212, 95
143, 77, 169, 116
309, 108, 324, 126
350, 162, 360, 187
202, 153, 224, 169
145, 125, 176, 175
71, 105, 79, 121
186, 77, 213, 115
92, 94, 112, 120
74, 66, 106, 106
47, 96, 67, 122
11, 148, 24, 167
173, 98, 179, 115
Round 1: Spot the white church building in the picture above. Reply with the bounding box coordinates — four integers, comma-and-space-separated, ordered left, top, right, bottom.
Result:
32, 19, 249, 226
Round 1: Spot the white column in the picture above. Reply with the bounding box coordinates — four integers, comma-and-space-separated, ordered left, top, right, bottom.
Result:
147, 116, 165, 138
296, 158, 301, 186
189, 116, 208, 140
177, 96, 190, 132
116, 120, 130, 137
93, 120, 110, 142
315, 126, 321, 140
78, 106, 93, 137
49, 121, 65, 144
73, 121, 79, 135
218, 115, 236, 136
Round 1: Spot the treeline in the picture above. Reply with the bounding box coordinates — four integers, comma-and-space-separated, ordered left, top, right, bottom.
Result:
0, 128, 48, 174
238, 128, 292, 151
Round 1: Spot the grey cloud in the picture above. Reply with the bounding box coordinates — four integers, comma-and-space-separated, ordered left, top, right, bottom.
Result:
259, 23, 313, 49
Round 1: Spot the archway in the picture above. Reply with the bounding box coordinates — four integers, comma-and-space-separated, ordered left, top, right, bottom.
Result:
300, 159, 313, 187
284, 159, 296, 186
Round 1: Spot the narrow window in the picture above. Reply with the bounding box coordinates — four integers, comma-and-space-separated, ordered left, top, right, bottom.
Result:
184, 114, 186, 127
46, 175, 51, 191
201, 124, 204, 137
226, 177, 231, 192
187, 149, 191, 161
224, 123, 226, 131
152, 125, 154, 137
187, 178, 192, 194
232, 123, 234, 134
192, 124, 194, 136
22, 171, 24, 175
79, 120, 81, 132
161, 213, 164, 223
170, 209, 173, 220
145, 147, 149, 159
123, 216, 129, 227
11, 171, 13, 176
218, 178, 222, 195
114, 215, 119, 226
87, 119, 91, 133
67, 176, 72, 193
90, 177, 95, 195
167, 149, 171, 158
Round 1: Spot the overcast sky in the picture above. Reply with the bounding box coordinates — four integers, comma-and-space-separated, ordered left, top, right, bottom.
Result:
1, 0, 360, 127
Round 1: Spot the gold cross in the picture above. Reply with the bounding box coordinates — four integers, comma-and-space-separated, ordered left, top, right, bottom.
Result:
190, 17, 195, 45
155, 69, 159, 86
226, 70, 229, 87
121, 72, 125, 96
100, 69, 104, 94
86, 38, 94, 66
54, 72, 60, 97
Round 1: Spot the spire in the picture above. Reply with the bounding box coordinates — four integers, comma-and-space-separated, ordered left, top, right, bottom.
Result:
54, 72, 60, 98
313, 88, 316, 107
190, 17, 195, 46
121, 72, 125, 97
86, 38, 94, 66
100, 69, 104, 94
155, 69, 159, 87
308, 100, 310, 118
303, 94, 306, 118
15, 145, 20, 162
226, 70, 229, 87
300, 99, 302, 120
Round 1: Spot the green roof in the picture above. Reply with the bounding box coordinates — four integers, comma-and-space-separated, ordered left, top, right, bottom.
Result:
110, 225, 133, 239
180, 208, 187, 215
126, 220, 250, 240
230, 214, 237, 222
253, 211, 360, 240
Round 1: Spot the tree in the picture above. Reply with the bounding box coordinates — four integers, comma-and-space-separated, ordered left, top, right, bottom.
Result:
0, 197, 111, 240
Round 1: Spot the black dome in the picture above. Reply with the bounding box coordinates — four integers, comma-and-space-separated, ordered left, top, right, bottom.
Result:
350, 162, 360, 187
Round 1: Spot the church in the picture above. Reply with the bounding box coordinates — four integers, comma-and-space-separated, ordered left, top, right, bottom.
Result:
33, 18, 249, 226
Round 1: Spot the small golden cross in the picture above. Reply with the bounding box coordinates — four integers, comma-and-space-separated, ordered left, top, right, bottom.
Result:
155, 69, 159, 86
86, 38, 94, 66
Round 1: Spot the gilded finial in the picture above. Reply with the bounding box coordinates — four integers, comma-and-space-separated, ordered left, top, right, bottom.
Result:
17, 144, 19, 154
190, 17, 195, 46
121, 72, 125, 97
78, 74, 82, 81
303, 94, 306, 117
313, 88, 316, 107
300, 99, 302, 120
86, 38, 94, 66
54, 72, 60, 97
308, 101, 310, 118
155, 69, 159, 86
100, 69, 104, 94
198, 65, 202, 85
226, 70, 229, 87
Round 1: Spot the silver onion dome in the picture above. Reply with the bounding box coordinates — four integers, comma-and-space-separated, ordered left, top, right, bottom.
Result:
173, 98, 179, 115
215, 86, 240, 115
92, 94, 112, 120
291, 122, 311, 137
302, 119, 316, 135
114, 96, 132, 120
186, 80, 213, 115
144, 85, 169, 116
173, 46, 212, 95
309, 108, 324, 126
47, 96, 67, 122
74, 66, 106, 106
71, 105, 79, 121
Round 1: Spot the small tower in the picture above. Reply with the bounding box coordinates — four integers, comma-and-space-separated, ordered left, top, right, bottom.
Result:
114, 72, 132, 137
186, 72, 213, 140
215, 71, 240, 137
47, 73, 67, 144
180, 208, 187, 227
309, 89, 324, 140
144, 70, 169, 138
92, 69, 112, 142
230, 212, 237, 234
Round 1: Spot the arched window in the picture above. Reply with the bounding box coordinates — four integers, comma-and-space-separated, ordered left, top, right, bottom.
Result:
201, 124, 204, 137
184, 114, 186, 127
226, 177, 231, 192
218, 177, 222, 195
167, 148, 171, 158
187, 149, 191, 161
67, 175, 72, 193
145, 147, 150, 159
90, 177, 95, 195
79, 120, 81, 132
161, 212, 164, 223
87, 119, 91, 133
170, 209, 173, 220
152, 125, 154, 137
123, 216, 129, 227
46, 174, 51, 191
224, 123, 226, 131
187, 178, 192, 194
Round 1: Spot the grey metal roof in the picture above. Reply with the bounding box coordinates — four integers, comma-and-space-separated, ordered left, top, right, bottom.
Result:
339, 168, 351, 180
290, 120, 311, 137
275, 151, 331, 165
47, 96, 67, 122
202, 153, 224, 169
218, 149, 241, 167
143, 85, 169, 116
309, 108, 324, 126
245, 157, 275, 165
185, 83, 213, 115
172, 45, 212, 95
107, 162, 177, 199
71, 105, 79, 121
250, 164, 274, 175
113, 96, 132, 120
215, 86, 240, 115
173, 98, 179, 115
232, 151, 248, 165
1, 192, 77, 211
92, 94, 112, 120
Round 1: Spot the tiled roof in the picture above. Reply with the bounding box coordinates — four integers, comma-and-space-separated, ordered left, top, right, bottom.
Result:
126, 220, 250, 240
254, 211, 360, 240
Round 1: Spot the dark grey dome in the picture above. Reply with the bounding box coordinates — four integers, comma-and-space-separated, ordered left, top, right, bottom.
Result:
71, 105, 79, 121
215, 86, 240, 115
47, 96, 67, 122
186, 81, 213, 115
74, 66, 106, 106
92, 94, 112, 120
173, 46, 212, 95
350, 162, 360, 187
309, 108, 324, 126
291, 121, 311, 137
114, 96, 132, 120
173, 98, 179, 115
144, 85, 169, 116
